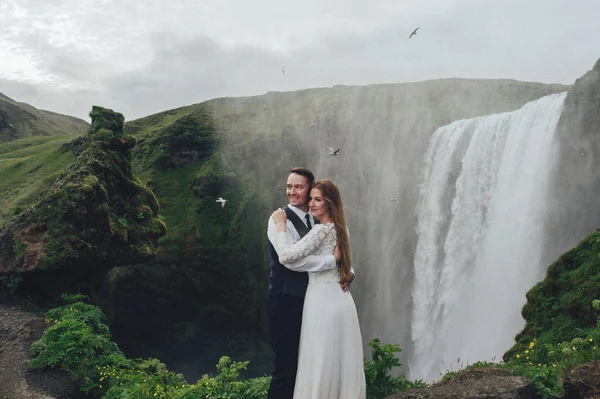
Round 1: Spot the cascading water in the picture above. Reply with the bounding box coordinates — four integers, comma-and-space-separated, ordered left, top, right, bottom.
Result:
410, 92, 567, 381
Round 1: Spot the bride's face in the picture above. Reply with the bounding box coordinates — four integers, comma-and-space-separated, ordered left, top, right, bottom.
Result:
309, 188, 330, 221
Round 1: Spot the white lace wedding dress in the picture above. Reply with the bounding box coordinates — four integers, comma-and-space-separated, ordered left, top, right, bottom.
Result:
275, 223, 366, 399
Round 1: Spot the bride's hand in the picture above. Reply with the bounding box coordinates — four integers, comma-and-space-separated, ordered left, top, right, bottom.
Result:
272, 208, 287, 231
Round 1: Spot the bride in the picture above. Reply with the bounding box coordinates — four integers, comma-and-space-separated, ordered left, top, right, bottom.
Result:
272, 178, 366, 399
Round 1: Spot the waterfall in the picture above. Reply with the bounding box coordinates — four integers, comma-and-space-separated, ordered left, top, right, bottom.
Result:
410, 92, 567, 381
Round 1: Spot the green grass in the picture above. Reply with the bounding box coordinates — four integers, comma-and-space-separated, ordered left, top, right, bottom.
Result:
0, 135, 79, 226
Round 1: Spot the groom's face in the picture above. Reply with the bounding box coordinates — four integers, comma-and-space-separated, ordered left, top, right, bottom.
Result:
286, 173, 310, 209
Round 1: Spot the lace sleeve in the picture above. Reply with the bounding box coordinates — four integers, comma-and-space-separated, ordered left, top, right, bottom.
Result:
275, 225, 328, 264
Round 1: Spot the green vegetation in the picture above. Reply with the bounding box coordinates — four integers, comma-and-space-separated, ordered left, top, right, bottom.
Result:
0, 107, 166, 296
0, 274, 22, 294
499, 300, 600, 398
27, 294, 600, 399
0, 135, 76, 226
364, 338, 426, 399
435, 299, 600, 398
508, 229, 600, 353
435, 229, 600, 398
103, 103, 280, 371
30, 297, 423, 399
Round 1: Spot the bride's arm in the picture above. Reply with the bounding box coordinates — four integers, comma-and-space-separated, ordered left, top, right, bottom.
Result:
267, 216, 336, 272
275, 225, 329, 265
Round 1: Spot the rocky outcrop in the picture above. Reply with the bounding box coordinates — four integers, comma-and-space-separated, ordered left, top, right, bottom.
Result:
386, 369, 540, 399
543, 56, 600, 273
0, 106, 166, 296
563, 361, 600, 399
507, 57, 600, 358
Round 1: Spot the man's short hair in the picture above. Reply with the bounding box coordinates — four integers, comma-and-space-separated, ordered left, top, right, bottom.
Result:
290, 167, 315, 187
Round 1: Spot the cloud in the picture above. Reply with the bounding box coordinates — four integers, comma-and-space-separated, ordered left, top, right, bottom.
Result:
1, 0, 600, 120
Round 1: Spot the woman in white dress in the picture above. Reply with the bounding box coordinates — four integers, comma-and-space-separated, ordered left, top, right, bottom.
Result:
272, 179, 366, 399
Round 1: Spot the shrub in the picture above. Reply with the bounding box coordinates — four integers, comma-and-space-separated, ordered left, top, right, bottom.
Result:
364, 338, 426, 399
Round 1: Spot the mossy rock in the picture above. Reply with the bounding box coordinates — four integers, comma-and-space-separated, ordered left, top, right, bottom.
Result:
504, 229, 600, 362
0, 106, 166, 296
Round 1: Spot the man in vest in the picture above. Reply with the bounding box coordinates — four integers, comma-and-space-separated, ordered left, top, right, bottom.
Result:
266, 167, 354, 399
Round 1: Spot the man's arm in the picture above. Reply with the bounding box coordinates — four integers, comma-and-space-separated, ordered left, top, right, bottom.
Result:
267, 216, 336, 272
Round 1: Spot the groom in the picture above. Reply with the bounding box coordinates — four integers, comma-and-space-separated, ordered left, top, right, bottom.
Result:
266, 167, 353, 399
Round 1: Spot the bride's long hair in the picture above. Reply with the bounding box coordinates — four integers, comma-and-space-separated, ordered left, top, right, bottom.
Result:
313, 179, 352, 282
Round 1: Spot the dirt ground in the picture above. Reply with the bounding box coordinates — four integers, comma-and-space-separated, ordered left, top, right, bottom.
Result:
0, 298, 84, 399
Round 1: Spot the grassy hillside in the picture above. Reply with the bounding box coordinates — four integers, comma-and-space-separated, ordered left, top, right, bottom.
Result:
0, 93, 88, 143
0, 135, 76, 226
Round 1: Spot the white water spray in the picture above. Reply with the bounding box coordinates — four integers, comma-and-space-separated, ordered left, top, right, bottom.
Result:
411, 92, 567, 381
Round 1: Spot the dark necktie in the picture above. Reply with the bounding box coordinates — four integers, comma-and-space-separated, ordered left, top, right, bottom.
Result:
305, 214, 312, 230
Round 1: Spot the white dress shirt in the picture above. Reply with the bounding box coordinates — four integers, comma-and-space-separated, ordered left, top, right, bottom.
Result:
267, 204, 337, 272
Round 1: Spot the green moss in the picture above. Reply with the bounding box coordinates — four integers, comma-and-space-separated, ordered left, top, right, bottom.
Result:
12, 235, 26, 260
0, 107, 166, 292
505, 229, 600, 362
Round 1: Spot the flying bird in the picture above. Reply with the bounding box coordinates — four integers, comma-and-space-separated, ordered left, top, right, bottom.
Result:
328, 147, 340, 156
389, 197, 399, 202
216, 197, 227, 208
409, 27, 419, 39
282, 66, 285, 75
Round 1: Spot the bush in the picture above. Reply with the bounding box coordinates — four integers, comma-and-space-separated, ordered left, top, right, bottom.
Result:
504, 299, 600, 398
364, 338, 426, 399
29, 299, 269, 398
29, 298, 429, 398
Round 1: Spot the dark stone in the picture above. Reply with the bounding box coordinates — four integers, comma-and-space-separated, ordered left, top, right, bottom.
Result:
387, 369, 541, 399
563, 361, 600, 399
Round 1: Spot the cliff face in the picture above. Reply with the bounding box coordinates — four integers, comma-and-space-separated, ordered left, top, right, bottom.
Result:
206, 78, 570, 368
542, 58, 600, 261
504, 57, 600, 360
0, 92, 88, 143
0, 106, 166, 296
0, 78, 575, 379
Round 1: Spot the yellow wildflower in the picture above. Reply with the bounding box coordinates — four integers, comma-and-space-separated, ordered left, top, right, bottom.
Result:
529, 342, 535, 348
525, 350, 529, 354
516, 354, 520, 358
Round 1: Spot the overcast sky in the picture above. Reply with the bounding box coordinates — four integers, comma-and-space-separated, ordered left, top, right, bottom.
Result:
1, 0, 599, 121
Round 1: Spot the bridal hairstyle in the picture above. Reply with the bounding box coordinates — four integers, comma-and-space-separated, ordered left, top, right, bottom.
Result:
312, 179, 353, 283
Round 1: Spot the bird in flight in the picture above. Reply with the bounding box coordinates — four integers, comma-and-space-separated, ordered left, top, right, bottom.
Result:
389, 197, 399, 202
409, 27, 419, 39
328, 147, 340, 156
216, 197, 227, 208
282, 66, 285, 75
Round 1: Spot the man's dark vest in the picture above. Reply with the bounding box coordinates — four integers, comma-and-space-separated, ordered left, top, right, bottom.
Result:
268, 207, 315, 298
